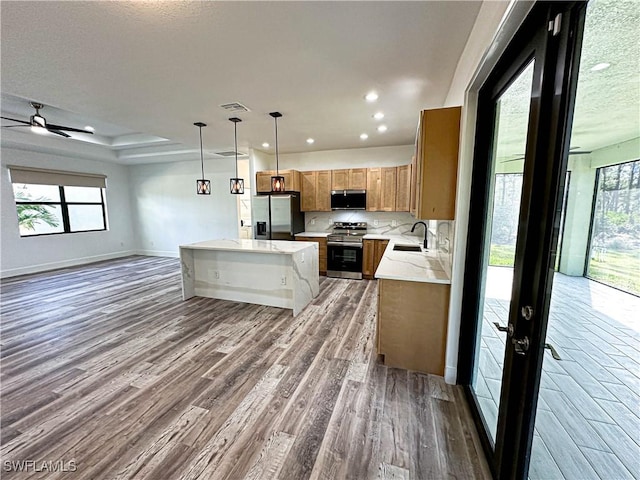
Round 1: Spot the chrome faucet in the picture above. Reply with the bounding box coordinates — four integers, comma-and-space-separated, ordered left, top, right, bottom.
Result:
411, 221, 428, 250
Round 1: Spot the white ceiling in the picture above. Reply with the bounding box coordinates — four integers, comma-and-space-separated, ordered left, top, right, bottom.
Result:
0, 1, 484, 165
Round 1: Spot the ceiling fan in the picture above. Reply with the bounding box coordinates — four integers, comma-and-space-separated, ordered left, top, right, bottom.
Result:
1, 102, 94, 138
501, 146, 592, 163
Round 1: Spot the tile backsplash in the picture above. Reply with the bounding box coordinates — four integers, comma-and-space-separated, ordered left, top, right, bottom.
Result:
304, 211, 454, 277
305, 211, 417, 235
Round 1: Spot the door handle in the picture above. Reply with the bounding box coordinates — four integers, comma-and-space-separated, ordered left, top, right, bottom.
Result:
493, 322, 514, 337
512, 336, 530, 355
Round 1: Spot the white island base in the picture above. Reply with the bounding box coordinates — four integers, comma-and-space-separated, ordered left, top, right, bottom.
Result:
180, 239, 319, 316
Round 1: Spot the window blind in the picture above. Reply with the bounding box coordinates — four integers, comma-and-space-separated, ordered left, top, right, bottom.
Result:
8, 166, 107, 188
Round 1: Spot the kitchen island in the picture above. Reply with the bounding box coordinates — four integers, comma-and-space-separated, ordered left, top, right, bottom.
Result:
180, 239, 319, 316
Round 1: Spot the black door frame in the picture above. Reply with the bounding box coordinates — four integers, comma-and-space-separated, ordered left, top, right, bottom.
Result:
457, 2, 587, 479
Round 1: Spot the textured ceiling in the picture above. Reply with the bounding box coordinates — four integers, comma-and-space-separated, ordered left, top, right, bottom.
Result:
0, 1, 483, 163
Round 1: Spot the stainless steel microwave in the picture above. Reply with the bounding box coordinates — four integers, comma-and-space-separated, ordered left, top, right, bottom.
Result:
330, 190, 366, 210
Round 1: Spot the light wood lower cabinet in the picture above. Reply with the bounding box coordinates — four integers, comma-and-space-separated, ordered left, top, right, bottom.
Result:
296, 236, 327, 275
377, 279, 449, 375
362, 239, 389, 279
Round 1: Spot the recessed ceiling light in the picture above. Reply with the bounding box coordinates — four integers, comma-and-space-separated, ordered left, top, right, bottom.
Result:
360, 133, 369, 140
365, 91, 379, 102
262, 142, 270, 148
377, 125, 388, 133
84, 125, 95, 132
373, 112, 384, 120
590, 62, 610, 71
306, 138, 315, 144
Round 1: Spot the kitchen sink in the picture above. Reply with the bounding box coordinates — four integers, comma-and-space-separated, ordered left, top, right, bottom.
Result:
393, 244, 422, 252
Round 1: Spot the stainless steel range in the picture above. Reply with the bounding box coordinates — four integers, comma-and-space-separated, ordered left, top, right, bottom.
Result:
327, 222, 367, 279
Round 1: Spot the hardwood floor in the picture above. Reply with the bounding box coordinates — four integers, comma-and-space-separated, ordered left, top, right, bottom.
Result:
1, 256, 489, 480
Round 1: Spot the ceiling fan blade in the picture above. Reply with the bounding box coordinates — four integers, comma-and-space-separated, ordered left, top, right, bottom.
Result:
46, 123, 93, 134
1, 116, 31, 125
48, 129, 71, 138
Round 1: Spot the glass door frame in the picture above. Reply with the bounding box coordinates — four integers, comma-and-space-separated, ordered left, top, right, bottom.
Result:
457, 2, 587, 479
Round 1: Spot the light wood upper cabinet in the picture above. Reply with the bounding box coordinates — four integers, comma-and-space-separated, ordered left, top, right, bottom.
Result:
300, 170, 331, 212
256, 170, 274, 194
396, 164, 411, 212
332, 168, 367, 190
301, 171, 316, 211
366, 168, 381, 211
332, 169, 348, 190
349, 168, 367, 190
255, 169, 302, 194
367, 167, 397, 211
410, 155, 418, 216
380, 167, 397, 212
412, 107, 461, 220
316, 170, 331, 211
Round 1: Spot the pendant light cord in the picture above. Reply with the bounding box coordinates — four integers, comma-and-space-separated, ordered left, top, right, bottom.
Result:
199, 125, 205, 179
234, 121, 239, 178
275, 116, 279, 175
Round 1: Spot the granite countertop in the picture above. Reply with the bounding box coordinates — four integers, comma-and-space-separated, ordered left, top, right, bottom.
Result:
373, 235, 450, 284
294, 232, 331, 238
180, 239, 317, 254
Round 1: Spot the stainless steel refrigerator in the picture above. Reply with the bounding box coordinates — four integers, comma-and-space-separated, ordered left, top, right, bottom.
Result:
252, 194, 305, 240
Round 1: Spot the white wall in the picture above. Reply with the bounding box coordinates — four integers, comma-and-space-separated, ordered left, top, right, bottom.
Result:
255, 144, 414, 172
0, 147, 136, 277
128, 158, 239, 257
445, 0, 532, 384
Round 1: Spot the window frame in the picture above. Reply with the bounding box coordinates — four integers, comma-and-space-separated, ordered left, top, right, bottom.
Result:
13, 184, 108, 237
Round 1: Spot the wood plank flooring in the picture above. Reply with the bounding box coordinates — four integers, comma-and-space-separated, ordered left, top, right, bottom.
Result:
0, 256, 490, 480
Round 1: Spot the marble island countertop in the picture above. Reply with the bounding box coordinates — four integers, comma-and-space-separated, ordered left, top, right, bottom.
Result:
180, 238, 317, 254
294, 232, 331, 238
374, 235, 450, 284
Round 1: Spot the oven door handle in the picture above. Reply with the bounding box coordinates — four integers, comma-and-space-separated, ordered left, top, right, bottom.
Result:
327, 242, 363, 248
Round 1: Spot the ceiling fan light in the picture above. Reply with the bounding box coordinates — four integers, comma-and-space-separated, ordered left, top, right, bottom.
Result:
31, 125, 48, 135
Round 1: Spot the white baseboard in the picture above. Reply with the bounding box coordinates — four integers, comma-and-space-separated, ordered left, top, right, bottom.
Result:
444, 366, 458, 385
135, 249, 179, 258
0, 250, 137, 279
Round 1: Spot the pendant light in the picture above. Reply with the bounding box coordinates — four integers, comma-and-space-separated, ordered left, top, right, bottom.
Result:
269, 111, 285, 192
194, 122, 210, 195
229, 117, 244, 194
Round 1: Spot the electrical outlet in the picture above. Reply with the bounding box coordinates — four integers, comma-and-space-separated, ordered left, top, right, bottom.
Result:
214, 271, 220, 279
328, 218, 332, 225
311, 219, 316, 225
281, 276, 287, 285
392, 220, 398, 227
374, 220, 379, 227
301, 253, 305, 263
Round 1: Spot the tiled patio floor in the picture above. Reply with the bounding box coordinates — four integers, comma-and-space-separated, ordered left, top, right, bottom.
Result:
474, 267, 640, 479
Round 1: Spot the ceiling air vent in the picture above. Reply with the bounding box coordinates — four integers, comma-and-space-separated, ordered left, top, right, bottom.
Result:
219, 102, 250, 113
216, 151, 247, 157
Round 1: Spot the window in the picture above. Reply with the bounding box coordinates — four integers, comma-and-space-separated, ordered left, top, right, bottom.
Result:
9, 166, 107, 237
587, 159, 640, 295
